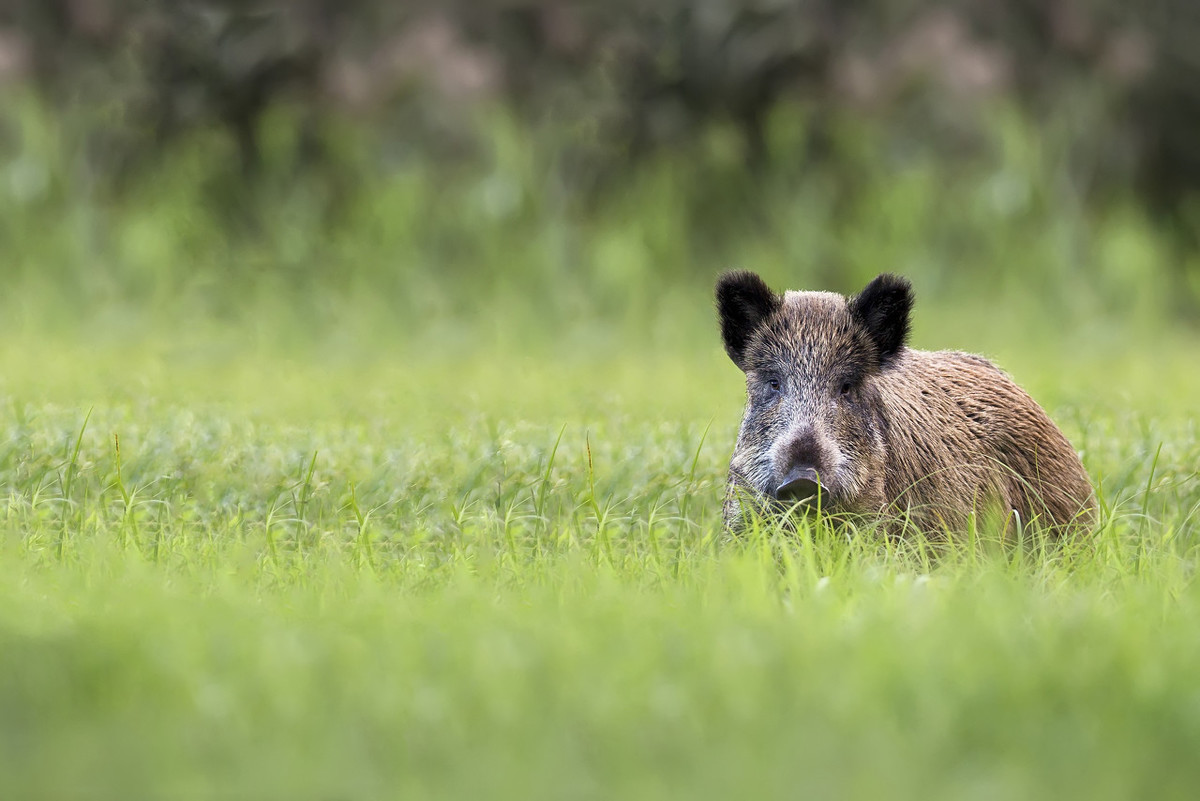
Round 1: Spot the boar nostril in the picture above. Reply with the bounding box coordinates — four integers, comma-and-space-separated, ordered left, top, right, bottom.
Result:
776, 466, 822, 502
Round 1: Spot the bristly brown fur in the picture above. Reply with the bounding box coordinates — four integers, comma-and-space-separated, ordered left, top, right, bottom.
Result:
717, 272, 1095, 538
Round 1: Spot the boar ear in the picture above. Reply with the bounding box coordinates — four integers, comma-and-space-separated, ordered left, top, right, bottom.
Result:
716, 270, 782, 370
850, 273, 913, 365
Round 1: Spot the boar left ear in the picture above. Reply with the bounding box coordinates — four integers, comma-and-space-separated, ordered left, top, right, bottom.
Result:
849, 273, 913, 365
716, 270, 782, 370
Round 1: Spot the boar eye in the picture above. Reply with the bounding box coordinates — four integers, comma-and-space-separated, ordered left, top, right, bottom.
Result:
759, 375, 782, 398
839, 381, 853, 397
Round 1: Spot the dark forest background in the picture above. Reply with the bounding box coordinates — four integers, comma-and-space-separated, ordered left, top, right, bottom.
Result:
1, 0, 1198, 334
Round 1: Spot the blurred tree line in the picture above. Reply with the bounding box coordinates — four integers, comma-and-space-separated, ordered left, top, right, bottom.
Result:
1, 1, 1190, 192
1, 0, 1199, 309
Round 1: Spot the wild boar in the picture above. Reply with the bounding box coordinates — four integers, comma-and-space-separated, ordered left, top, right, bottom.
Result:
717, 271, 1095, 537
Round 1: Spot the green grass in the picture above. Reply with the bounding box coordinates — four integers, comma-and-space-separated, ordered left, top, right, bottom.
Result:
1, 326, 1198, 799
3, 92, 1200, 798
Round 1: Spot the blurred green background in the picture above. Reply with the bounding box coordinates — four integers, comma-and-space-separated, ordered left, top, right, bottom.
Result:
1, 0, 1198, 352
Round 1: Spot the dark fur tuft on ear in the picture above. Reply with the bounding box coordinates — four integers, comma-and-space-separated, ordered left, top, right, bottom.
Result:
716, 270, 782, 370
849, 273, 913, 365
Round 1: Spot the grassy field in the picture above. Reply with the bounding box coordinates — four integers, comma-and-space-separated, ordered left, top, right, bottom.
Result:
2, 95, 1199, 797
1, 310, 1198, 799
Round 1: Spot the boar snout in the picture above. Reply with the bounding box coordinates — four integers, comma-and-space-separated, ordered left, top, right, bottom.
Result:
773, 428, 827, 503
776, 466, 821, 503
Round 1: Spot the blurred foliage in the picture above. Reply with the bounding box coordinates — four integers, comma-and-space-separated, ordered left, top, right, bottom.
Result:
0, 1, 1177, 186
0, 0, 1198, 322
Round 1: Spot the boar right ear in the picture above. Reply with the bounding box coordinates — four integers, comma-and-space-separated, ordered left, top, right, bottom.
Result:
716, 270, 781, 370
849, 273, 913, 366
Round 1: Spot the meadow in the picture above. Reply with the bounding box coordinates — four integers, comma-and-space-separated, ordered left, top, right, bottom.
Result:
2, 102, 1200, 798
